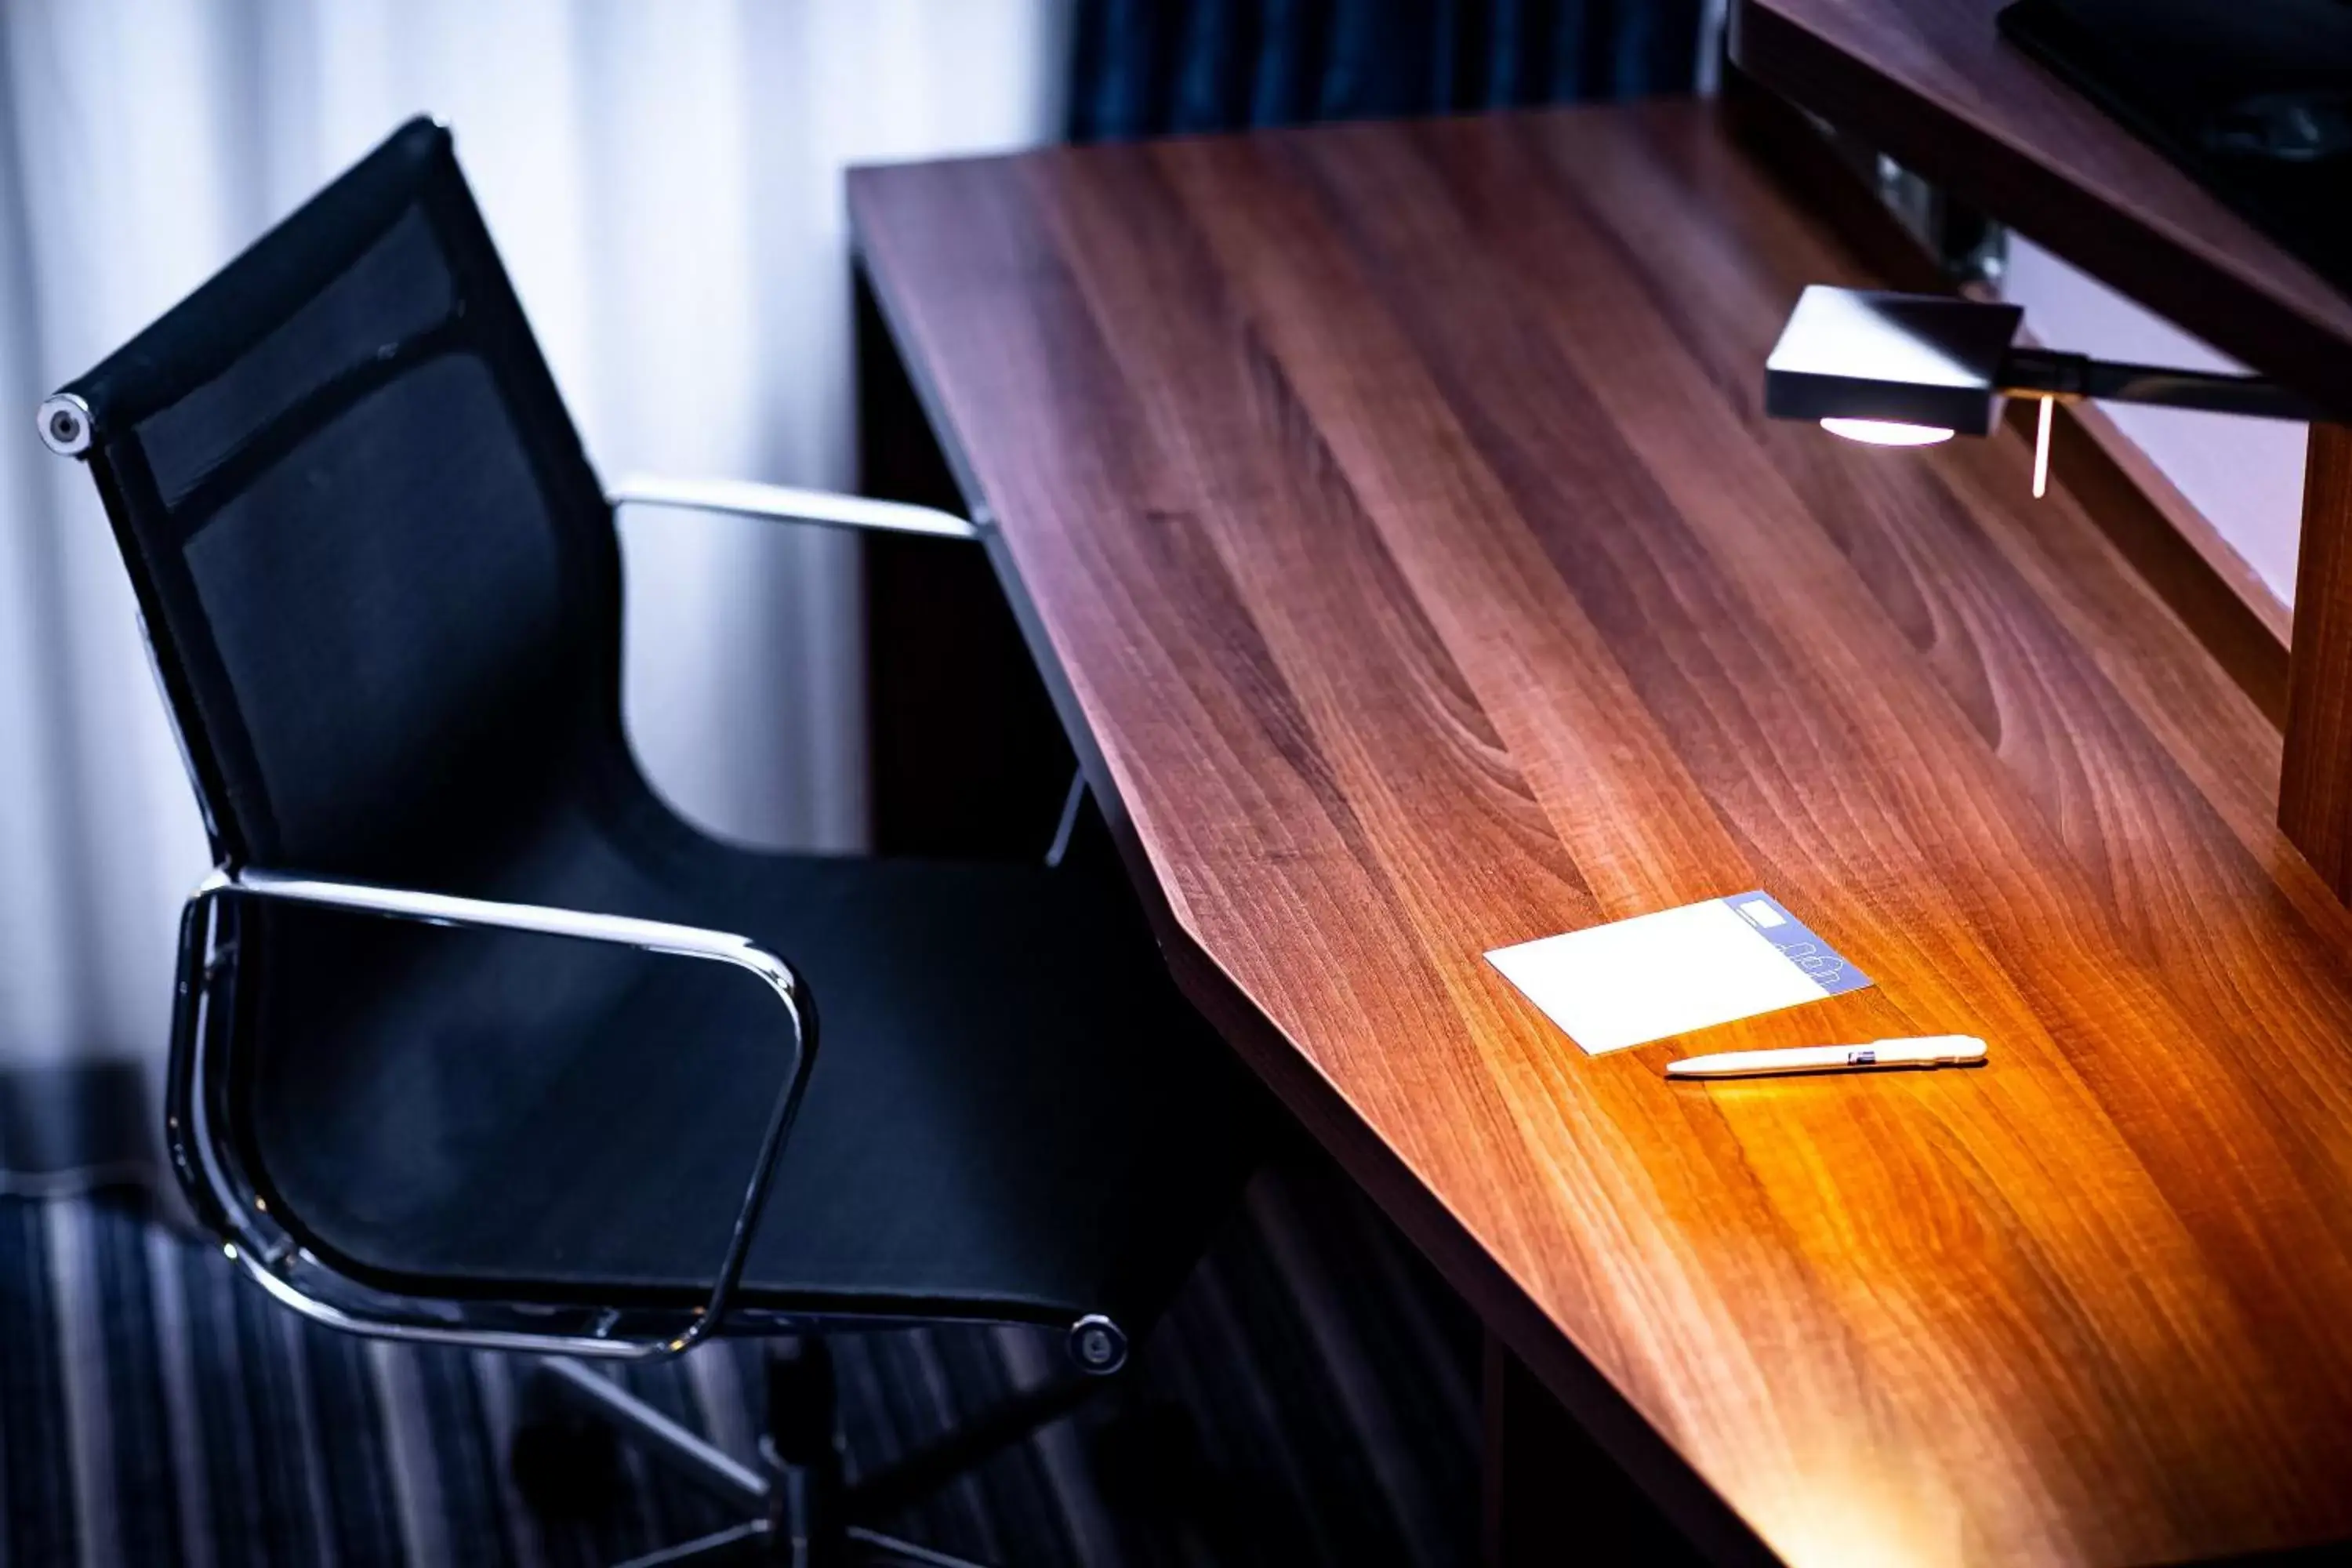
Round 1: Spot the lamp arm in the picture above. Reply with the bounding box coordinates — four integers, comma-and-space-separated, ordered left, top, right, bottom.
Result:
1998, 347, 2322, 422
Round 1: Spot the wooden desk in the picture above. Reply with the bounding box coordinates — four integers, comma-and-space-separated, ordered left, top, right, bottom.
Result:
850, 103, 2352, 1566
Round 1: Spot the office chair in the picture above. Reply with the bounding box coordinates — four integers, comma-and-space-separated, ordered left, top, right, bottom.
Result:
38, 118, 1262, 1567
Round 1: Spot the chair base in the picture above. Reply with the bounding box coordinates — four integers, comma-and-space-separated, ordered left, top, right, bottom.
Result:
517, 1343, 1106, 1568
613, 1519, 986, 1568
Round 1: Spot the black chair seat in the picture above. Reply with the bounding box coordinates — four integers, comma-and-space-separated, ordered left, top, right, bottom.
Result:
239, 790, 1259, 1333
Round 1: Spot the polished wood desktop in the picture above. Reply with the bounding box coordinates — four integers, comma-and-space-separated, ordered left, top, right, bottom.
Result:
849, 103, 2352, 1566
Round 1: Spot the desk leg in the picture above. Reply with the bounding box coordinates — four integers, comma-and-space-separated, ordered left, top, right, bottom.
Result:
2282, 423, 2352, 896
854, 266, 1073, 858
1482, 1333, 1705, 1567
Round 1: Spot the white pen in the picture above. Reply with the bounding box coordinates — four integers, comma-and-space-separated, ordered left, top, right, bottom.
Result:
1664, 1034, 1987, 1080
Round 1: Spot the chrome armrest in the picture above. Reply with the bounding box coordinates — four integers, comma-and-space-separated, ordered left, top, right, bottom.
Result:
168, 866, 815, 1359
609, 473, 979, 541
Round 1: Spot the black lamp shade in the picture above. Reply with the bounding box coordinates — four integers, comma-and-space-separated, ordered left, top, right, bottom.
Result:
1764, 286, 2025, 436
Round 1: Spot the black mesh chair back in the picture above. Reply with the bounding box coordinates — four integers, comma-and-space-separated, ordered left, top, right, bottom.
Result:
40, 112, 1268, 1562
52, 118, 619, 891
40, 117, 1261, 1373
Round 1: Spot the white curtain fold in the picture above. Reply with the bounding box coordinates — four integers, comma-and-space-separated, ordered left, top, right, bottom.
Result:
0, 1, 1065, 1121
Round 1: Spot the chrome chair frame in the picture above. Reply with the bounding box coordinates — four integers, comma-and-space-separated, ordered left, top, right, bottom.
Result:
168, 865, 814, 1359
605, 474, 985, 542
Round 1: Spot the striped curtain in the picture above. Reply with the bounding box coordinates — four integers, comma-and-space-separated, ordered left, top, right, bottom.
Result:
1066, 0, 1708, 141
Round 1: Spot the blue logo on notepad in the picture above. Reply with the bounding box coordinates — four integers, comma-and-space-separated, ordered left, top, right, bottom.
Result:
1722, 891, 1873, 996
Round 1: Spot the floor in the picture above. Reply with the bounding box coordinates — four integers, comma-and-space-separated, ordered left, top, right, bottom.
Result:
0, 1156, 1481, 1566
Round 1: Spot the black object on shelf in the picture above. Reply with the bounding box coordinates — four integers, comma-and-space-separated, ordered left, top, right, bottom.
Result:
1998, 0, 2352, 296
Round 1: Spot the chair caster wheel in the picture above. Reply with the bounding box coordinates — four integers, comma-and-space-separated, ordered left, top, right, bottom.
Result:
509, 1410, 622, 1520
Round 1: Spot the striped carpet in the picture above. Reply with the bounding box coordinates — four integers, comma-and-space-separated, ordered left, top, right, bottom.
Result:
0, 1156, 1480, 1566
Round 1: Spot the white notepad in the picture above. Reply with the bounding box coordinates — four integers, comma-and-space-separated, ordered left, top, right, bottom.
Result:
1486, 891, 1872, 1055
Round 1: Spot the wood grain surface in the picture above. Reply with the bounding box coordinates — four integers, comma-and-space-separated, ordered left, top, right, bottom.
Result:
849, 103, 2352, 1567
1730, 0, 2352, 418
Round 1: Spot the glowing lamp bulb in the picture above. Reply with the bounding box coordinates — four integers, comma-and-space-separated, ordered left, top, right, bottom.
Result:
1819, 417, 1955, 447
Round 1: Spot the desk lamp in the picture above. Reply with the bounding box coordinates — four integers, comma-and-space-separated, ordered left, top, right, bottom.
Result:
1764, 285, 2319, 493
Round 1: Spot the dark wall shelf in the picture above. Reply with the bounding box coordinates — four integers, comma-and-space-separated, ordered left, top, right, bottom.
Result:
1730, 0, 2352, 416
